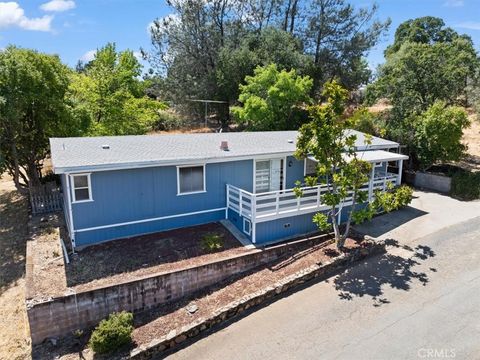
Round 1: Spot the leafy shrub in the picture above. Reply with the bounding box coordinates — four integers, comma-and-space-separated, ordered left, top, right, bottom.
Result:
89, 311, 134, 354
351, 107, 386, 137
374, 184, 413, 212
201, 233, 224, 252
352, 184, 414, 224
413, 102, 470, 170
451, 171, 480, 200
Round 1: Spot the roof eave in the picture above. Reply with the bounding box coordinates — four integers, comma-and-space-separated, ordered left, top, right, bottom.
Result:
53, 151, 296, 174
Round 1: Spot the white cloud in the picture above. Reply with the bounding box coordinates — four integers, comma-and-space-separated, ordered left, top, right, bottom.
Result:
80, 49, 96, 62
456, 21, 480, 30
0, 2, 53, 31
443, 0, 463, 6
40, 0, 75, 12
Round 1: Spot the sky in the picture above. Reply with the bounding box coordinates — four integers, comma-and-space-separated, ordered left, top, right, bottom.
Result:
0, 0, 479, 71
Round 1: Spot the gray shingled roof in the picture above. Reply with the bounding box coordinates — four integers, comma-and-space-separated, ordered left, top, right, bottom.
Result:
50, 130, 399, 173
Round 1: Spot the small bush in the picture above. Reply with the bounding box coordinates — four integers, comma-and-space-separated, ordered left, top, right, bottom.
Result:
451, 171, 480, 200
89, 311, 133, 354
201, 233, 224, 252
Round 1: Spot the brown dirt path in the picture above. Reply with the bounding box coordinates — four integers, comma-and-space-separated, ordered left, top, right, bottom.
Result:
0, 175, 31, 360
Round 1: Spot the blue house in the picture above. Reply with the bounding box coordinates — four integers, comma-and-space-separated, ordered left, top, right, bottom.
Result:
49, 130, 407, 249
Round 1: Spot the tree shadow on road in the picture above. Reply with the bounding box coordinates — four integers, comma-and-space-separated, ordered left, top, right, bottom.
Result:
334, 239, 435, 306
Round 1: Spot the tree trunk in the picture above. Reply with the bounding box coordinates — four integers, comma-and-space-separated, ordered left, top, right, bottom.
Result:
340, 190, 357, 249
289, 0, 298, 33
330, 207, 342, 249
10, 139, 21, 190
283, 0, 292, 32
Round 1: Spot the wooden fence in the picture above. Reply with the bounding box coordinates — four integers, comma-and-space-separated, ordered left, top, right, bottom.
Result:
29, 182, 63, 215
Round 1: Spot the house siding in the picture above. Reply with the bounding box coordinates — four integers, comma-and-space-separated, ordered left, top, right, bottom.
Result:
285, 156, 304, 188
254, 203, 361, 245
226, 208, 253, 242
71, 160, 253, 246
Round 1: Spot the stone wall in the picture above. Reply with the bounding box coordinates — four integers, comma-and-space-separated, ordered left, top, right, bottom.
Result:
130, 240, 386, 358
26, 234, 332, 344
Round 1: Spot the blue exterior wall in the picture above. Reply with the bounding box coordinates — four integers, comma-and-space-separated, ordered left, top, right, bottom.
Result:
68, 154, 377, 247
254, 203, 361, 245
71, 160, 253, 246
285, 156, 304, 188
226, 208, 253, 242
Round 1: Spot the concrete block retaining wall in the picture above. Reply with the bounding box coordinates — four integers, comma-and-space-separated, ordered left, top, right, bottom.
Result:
26, 234, 332, 344
408, 171, 452, 193
130, 240, 386, 358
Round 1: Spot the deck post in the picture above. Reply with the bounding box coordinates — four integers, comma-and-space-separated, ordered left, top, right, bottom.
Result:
397, 159, 403, 186
368, 166, 375, 202
226, 184, 230, 219
316, 185, 320, 208
275, 192, 280, 214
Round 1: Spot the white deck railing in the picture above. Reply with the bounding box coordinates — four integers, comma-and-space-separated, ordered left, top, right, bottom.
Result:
227, 173, 398, 223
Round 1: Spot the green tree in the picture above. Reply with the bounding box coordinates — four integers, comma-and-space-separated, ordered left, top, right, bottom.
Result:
303, 0, 390, 93
216, 27, 311, 109
70, 43, 166, 136
366, 17, 479, 168
232, 64, 312, 130
0, 46, 77, 189
295, 81, 412, 249
385, 16, 462, 56
413, 102, 470, 170
145, 0, 389, 120
294, 81, 372, 249
351, 107, 386, 137
368, 17, 478, 116
370, 38, 478, 119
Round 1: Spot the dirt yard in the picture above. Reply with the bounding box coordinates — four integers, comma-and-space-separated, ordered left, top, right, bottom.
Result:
32, 235, 361, 359
460, 113, 480, 171
29, 221, 251, 299
0, 175, 31, 360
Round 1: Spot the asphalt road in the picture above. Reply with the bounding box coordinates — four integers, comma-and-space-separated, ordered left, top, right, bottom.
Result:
167, 215, 480, 360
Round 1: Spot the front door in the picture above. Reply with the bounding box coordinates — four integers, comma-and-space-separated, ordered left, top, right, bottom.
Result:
255, 159, 284, 193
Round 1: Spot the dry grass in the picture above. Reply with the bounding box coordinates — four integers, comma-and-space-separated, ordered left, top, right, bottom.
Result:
148, 126, 214, 135
0, 174, 31, 360
463, 113, 480, 156
367, 99, 392, 114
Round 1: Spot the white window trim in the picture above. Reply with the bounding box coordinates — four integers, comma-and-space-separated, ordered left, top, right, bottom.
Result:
243, 218, 252, 236
70, 173, 93, 204
374, 162, 383, 168
253, 157, 286, 194
176, 164, 206, 196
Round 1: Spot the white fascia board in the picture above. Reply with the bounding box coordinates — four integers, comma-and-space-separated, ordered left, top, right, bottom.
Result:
53, 151, 295, 174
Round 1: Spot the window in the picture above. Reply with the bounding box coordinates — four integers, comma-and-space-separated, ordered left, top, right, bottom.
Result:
304, 158, 317, 177
71, 174, 92, 203
177, 165, 205, 195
